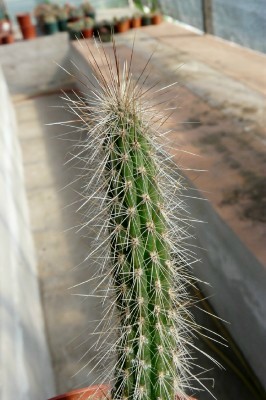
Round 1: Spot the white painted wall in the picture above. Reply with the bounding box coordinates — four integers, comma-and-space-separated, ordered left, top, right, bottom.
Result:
0, 67, 55, 400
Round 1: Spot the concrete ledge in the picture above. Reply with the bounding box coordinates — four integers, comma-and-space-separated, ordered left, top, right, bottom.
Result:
0, 33, 73, 95
0, 67, 55, 399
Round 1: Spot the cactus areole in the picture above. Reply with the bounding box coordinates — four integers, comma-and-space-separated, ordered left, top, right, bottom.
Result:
63, 41, 207, 400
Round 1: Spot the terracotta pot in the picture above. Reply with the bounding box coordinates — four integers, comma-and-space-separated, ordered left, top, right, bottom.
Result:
130, 17, 141, 29
2, 33, 14, 44
48, 385, 109, 400
115, 19, 130, 33
48, 385, 196, 400
82, 28, 93, 39
17, 13, 32, 28
21, 25, 36, 40
152, 14, 162, 25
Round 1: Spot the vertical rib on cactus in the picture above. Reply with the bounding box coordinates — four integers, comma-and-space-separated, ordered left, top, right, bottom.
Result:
107, 113, 176, 399
61, 39, 219, 400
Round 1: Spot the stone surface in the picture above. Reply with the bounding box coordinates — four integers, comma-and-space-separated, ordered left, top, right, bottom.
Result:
0, 68, 55, 400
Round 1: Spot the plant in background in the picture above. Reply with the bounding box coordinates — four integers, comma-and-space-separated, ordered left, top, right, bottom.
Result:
81, 1, 96, 19
133, 0, 161, 14
83, 17, 94, 29
68, 5, 84, 21
61, 40, 219, 400
57, 6, 69, 22
67, 20, 83, 40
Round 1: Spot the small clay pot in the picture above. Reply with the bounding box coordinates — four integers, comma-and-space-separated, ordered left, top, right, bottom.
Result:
48, 385, 196, 400
130, 17, 141, 29
17, 13, 32, 28
82, 28, 93, 39
48, 385, 109, 400
115, 19, 130, 33
151, 14, 162, 24
2, 33, 14, 44
21, 25, 36, 40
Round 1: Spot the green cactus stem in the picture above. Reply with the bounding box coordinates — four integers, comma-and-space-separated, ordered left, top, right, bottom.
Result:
106, 113, 177, 399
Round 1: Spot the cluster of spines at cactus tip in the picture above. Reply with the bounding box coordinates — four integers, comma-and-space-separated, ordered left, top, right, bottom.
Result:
61, 41, 211, 400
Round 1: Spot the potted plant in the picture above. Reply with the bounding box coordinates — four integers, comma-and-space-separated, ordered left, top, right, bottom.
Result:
48, 38, 211, 399
21, 24, 36, 39
150, 0, 163, 24
81, 17, 94, 38
151, 13, 162, 24
130, 13, 142, 28
16, 12, 32, 29
81, 1, 96, 19
0, 17, 13, 44
68, 6, 84, 23
67, 20, 83, 40
1, 31, 14, 44
34, 3, 51, 33
114, 16, 130, 33
44, 14, 58, 35
57, 6, 69, 32
93, 21, 113, 42
141, 13, 152, 26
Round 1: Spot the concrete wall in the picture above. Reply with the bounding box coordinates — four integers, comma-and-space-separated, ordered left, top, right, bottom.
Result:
0, 67, 55, 399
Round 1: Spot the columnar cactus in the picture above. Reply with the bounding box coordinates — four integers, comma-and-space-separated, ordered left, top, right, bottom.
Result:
63, 41, 210, 400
